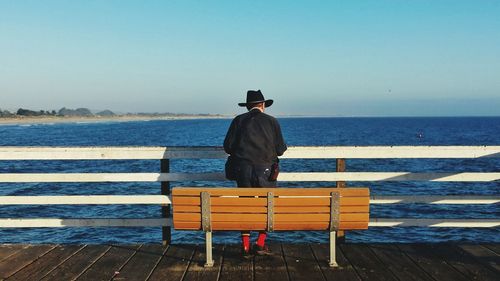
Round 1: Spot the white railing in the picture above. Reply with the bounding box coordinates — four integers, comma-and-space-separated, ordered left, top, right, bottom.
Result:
0, 146, 499, 240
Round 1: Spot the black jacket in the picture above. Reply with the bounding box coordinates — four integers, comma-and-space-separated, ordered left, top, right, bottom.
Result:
224, 109, 287, 165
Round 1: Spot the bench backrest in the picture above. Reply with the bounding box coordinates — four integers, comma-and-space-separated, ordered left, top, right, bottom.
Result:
172, 187, 370, 231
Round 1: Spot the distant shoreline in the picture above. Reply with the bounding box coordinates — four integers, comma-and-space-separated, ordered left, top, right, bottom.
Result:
1, 115, 498, 126
0, 115, 231, 125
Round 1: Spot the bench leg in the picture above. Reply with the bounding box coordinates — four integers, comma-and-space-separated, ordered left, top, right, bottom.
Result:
329, 230, 338, 267
205, 231, 214, 267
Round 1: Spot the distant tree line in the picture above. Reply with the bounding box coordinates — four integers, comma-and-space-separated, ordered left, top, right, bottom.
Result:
0, 107, 115, 117
16, 108, 58, 116
0, 109, 15, 117
1, 107, 221, 118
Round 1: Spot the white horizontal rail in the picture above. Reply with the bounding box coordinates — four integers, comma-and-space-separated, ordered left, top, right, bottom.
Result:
370, 195, 500, 204
0, 218, 171, 228
0, 173, 221, 182
285, 146, 500, 159
0, 218, 497, 228
279, 172, 500, 182
1, 146, 499, 160
0, 195, 497, 205
369, 219, 500, 228
0, 195, 171, 205
1, 172, 498, 182
0, 147, 224, 160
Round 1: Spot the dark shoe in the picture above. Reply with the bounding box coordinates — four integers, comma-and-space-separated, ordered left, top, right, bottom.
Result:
253, 244, 272, 256
241, 247, 253, 260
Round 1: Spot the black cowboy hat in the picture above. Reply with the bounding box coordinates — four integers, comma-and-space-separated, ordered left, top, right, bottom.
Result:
238, 90, 274, 107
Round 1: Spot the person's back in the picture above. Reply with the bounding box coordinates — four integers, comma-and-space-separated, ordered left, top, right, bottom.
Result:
224, 108, 286, 165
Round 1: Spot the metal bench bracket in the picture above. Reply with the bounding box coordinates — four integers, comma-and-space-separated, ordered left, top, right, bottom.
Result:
329, 192, 340, 267
201, 191, 214, 267
267, 192, 274, 232
330, 192, 340, 231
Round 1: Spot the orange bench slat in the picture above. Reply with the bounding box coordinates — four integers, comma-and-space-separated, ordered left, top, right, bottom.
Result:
173, 205, 369, 213
173, 221, 369, 231
172, 196, 369, 207
172, 187, 369, 197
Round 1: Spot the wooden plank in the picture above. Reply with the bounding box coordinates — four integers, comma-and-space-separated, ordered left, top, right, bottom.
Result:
112, 244, 168, 281
2, 172, 499, 182
277, 197, 368, 206
77, 244, 141, 280
174, 221, 368, 231
183, 244, 224, 281
368, 244, 433, 281
283, 146, 500, 159
482, 244, 500, 255
426, 244, 499, 281
0, 173, 223, 183
173, 197, 369, 207
7, 245, 84, 281
174, 221, 266, 230
173, 197, 246, 206
397, 244, 470, 281
279, 172, 500, 182
174, 205, 369, 213
0, 218, 171, 228
281, 244, 325, 281
371, 195, 500, 204
340, 244, 398, 280
274, 222, 368, 230
275, 213, 368, 222
40, 245, 111, 280
2, 145, 500, 160
0, 146, 226, 160
0, 244, 55, 279
218, 244, 253, 281
310, 243, 360, 281
0, 245, 27, 262
456, 244, 500, 272
0, 146, 170, 160
0, 195, 171, 205
175, 213, 267, 222
174, 213, 368, 223
174, 205, 266, 213
254, 244, 288, 281
369, 218, 500, 228
172, 187, 369, 197
173, 197, 267, 206
148, 245, 195, 281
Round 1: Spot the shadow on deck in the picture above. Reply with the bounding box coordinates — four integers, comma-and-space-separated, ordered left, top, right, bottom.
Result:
0, 243, 499, 280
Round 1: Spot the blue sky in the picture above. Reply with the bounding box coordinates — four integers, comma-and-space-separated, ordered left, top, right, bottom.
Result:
1, 1, 499, 116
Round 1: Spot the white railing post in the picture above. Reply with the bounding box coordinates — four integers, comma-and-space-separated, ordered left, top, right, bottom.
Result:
336, 159, 346, 242
161, 159, 171, 245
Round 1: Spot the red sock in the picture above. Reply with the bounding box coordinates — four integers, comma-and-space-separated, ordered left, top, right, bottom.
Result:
242, 234, 250, 252
256, 232, 267, 247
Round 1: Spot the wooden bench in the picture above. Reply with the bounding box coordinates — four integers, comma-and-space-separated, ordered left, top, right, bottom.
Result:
172, 187, 370, 267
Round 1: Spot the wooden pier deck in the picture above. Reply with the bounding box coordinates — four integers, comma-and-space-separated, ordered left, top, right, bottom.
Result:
0, 243, 498, 280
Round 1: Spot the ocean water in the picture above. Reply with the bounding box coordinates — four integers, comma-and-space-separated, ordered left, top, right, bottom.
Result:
0, 117, 498, 244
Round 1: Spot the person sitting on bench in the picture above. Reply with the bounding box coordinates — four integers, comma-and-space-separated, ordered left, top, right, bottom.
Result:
223, 89, 287, 257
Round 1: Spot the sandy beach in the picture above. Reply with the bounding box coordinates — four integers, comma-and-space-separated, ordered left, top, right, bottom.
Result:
0, 115, 230, 125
